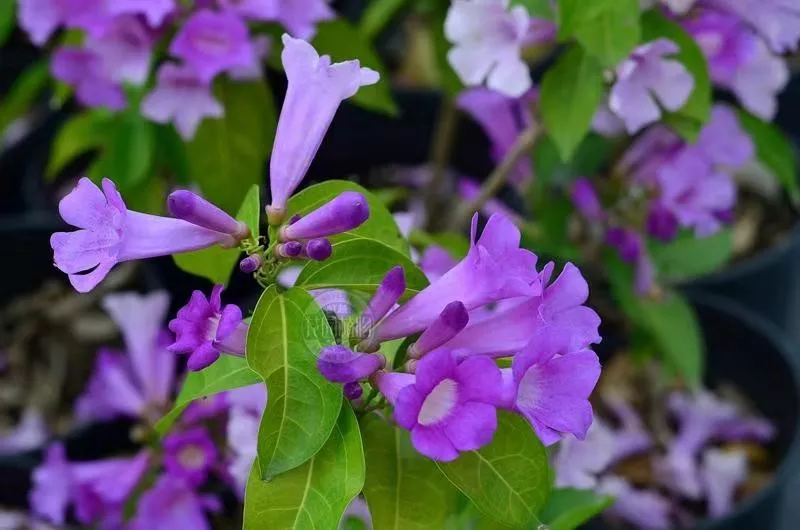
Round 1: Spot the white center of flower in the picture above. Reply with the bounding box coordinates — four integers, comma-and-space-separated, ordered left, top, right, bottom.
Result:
418, 379, 459, 426
205, 315, 220, 342
178, 445, 207, 470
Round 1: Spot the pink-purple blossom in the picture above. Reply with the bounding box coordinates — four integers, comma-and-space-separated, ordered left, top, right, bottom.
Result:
168, 285, 248, 371
163, 426, 219, 486
18, 0, 105, 45
85, 15, 156, 86
597, 476, 671, 529
219, 0, 335, 38
51, 48, 126, 111
168, 190, 250, 239
317, 346, 385, 384
109, 0, 177, 27
707, 0, 800, 53
701, 448, 748, 517
131, 475, 219, 530
268, 35, 379, 215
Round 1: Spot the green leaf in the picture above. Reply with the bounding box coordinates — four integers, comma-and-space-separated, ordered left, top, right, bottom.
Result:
238, 184, 261, 239
295, 238, 429, 300
436, 413, 551, 529
361, 414, 458, 529
154, 125, 191, 184
244, 404, 365, 529
246, 286, 341, 478
360, 0, 407, 38
313, 19, 398, 116
649, 229, 733, 281
187, 78, 276, 213
562, 0, 640, 67
540, 46, 605, 161
287, 180, 409, 255
46, 110, 112, 180
639, 291, 704, 387
0, 0, 15, 46
108, 111, 155, 193
155, 355, 261, 435
0, 61, 49, 135
641, 10, 711, 135
531, 133, 612, 193
540, 488, 613, 530
737, 109, 800, 204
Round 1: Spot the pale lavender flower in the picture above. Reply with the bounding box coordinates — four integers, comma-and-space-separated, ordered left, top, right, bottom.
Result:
375, 349, 505, 461
597, 476, 671, 529
77, 291, 175, 423
0, 408, 48, 455
108, 0, 177, 27
226, 384, 267, 498
86, 15, 155, 86
131, 476, 219, 530
142, 63, 224, 140
228, 35, 272, 81
503, 328, 600, 445
168, 190, 250, 239
220, 0, 335, 38
51, 178, 235, 292
695, 105, 755, 170
408, 302, 469, 359
553, 419, 616, 489
728, 37, 788, 120
371, 213, 540, 343
592, 102, 626, 138
18, 0, 105, 45
268, 34, 379, 215
163, 427, 219, 486
458, 89, 536, 185
51, 48, 126, 111
715, 416, 776, 442
419, 246, 457, 282
701, 448, 748, 517
609, 39, 694, 134
280, 192, 369, 240
445, 0, 532, 98
445, 262, 601, 359
317, 346, 385, 384
217, 0, 276, 21
169, 9, 256, 82
707, 0, 800, 53
603, 394, 653, 464
168, 285, 248, 371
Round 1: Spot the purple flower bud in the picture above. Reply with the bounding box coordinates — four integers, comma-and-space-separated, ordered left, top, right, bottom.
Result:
168, 190, 250, 239
344, 382, 363, 401
570, 178, 605, 221
647, 202, 679, 242
360, 266, 406, 333
606, 227, 642, 263
305, 238, 332, 261
715, 208, 735, 225
280, 192, 369, 241
408, 301, 469, 359
317, 345, 385, 384
239, 255, 264, 273
289, 214, 302, 224
276, 241, 303, 258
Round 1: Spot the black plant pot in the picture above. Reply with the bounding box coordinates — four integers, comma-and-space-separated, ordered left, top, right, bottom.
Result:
586, 292, 800, 530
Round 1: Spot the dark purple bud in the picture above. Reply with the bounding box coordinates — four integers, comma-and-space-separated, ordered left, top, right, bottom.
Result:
344, 382, 363, 400
239, 255, 264, 273
275, 241, 303, 258
305, 239, 332, 261
408, 301, 469, 359
280, 192, 369, 241
317, 345, 385, 384
646, 204, 679, 242
715, 209, 734, 225
361, 266, 405, 332
289, 214, 302, 224
570, 178, 605, 221
606, 228, 642, 264
168, 190, 249, 239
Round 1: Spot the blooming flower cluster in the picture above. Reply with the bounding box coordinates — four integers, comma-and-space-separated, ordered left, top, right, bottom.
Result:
553, 389, 775, 528
18, 0, 335, 138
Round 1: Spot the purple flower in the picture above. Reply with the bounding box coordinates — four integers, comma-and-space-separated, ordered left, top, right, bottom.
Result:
226, 384, 267, 498
220, 0, 335, 39
131, 476, 218, 530
228, 35, 272, 81
458, 177, 519, 219
603, 394, 653, 464
504, 328, 601, 446
217, 0, 276, 21
570, 178, 605, 222
168, 190, 250, 239
701, 448, 748, 517
317, 346, 385, 384
707, 0, 800, 53
0, 408, 48, 455
30, 443, 150, 526
169, 9, 255, 82
280, 192, 369, 241
457, 89, 536, 185
51, 48, 126, 111
616, 126, 682, 185
419, 246, 458, 283
108, 0, 176, 27
77, 291, 175, 423
372, 213, 540, 343
695, 105, 755, 170
142, 63, 223, 140
606, 228, 656, 296
51, 178, 236, 292
553, 419, 616, 489
597, 476, 671, 529
163, 427, 219, 486
359, 266, 405, 333
445, 0, 532, 97
609, 39, 694, 134
715, 416, 776, 443
304, 238, 333, 261
408, 302, 469, 359
168, 285, 248, 371
268, 34, 379, 215
445, 262, 601, 359
647, 202, 680, 242
375, 349, 505, 461
18, 0, 105, 45
85, 15, 155, 86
